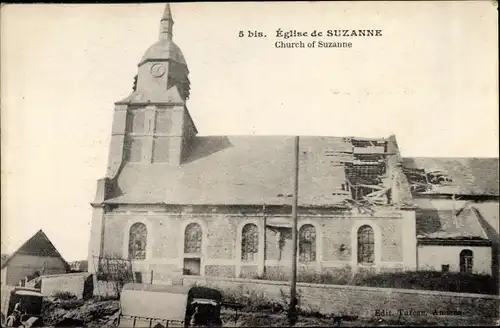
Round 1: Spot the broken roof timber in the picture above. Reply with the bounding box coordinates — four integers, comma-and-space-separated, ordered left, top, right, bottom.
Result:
353, 146, 386, 154
350, 136, 387, 142
355, 184, 384, 190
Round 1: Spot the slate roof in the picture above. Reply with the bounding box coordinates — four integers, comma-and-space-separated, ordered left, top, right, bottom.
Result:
402, 157, 499, 196
416, 208, 488, 240
105, 136, 353, 206
1, 230, 69, 270
472, 202, 500, 236
103, 136, 498, 208
140, 40, 187, 66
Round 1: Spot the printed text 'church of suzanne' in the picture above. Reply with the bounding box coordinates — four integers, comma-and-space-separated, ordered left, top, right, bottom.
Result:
88, 4, 499, 283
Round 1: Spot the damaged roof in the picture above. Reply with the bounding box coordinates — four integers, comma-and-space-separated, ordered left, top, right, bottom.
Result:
105, 136, 354, 206
416, 207, 488, 240
402, 157, 499, 196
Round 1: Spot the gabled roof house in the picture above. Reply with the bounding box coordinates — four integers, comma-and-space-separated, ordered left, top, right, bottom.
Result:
1, 230, 69, 286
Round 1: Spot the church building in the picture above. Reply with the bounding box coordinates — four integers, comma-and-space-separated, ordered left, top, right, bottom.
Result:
88, 4, 499, 285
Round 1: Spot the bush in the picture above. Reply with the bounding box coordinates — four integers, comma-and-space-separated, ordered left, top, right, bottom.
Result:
221, 286, 330, 318
297, 269, 352, 285
52, 291, 77, 300
296, 308, 326, 319
352, 270, 496, 295
59, 299, 85, 310
247, 269, 495, 295
222, 287, 287, 314
246, 266, 353, 286
92, 295, 120, 302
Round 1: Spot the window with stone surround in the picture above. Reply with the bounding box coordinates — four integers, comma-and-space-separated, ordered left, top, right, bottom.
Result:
128, 222, 147, 260
299, 224, 316, 262
241, 224, 259, 262
459, 249, 473, 273
184, 223, 202, 254
357, 225, 374, 264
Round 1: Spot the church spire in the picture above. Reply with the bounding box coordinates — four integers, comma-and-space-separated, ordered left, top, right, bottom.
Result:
159, 3, 174, 41
123, 1, 190, 101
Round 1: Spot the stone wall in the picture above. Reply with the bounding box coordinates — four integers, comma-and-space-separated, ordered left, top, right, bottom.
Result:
99, 208, 412, 281
93, 280, 119, 299
182, 275, 500, 319
40, 272, 93, 299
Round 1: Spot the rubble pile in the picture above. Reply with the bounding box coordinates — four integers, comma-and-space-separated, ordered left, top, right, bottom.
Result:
41, 298, 119, 328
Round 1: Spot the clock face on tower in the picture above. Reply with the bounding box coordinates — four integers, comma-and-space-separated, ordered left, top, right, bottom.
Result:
150, 63, 166, 78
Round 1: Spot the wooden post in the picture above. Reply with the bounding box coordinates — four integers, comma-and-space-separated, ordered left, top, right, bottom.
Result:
452, 193, 457, 227
261, 204, 267, 278
288, 136, 299, 325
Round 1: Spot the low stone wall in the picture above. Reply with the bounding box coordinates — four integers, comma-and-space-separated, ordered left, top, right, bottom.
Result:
182, 276, 500, 319
93, 280, 119, 299
91, 269, 183, 298
40, 272, 93, 299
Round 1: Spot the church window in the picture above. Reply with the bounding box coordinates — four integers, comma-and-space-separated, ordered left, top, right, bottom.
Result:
128, 222, 147, 260
459, 249, 473, 273
126, 110, 145, 133
124, 137, 143, 163
299, 224, 316, 262
241, 224, 259, 262
155, 110, 173, 133
184, 223, 202, 254
152, 137, 170, 163
357, 225, 374, 264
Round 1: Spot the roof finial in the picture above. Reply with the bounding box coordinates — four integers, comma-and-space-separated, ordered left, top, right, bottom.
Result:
162, 3, 173, 20
159, 3, 174, 41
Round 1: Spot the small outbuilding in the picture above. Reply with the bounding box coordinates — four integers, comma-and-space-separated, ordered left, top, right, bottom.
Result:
1, 230, 69, 286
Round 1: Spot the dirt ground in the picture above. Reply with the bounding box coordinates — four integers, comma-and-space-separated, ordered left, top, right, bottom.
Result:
40, 298, 497, 327
41, 298, 120, 328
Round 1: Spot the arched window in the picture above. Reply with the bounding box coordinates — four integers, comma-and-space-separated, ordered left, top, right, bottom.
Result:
241, 224, 259, 262
357, 225, 374, 264
184, 223, 202, 254
299, 224, 316, 262
459, 249, 473, 273
128, 222, 147, 260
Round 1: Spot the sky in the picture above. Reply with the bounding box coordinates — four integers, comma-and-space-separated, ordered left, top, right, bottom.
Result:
1, 2, 498, 261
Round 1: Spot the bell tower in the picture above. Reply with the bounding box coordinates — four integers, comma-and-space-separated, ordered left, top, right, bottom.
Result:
106, 3, 197, 177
